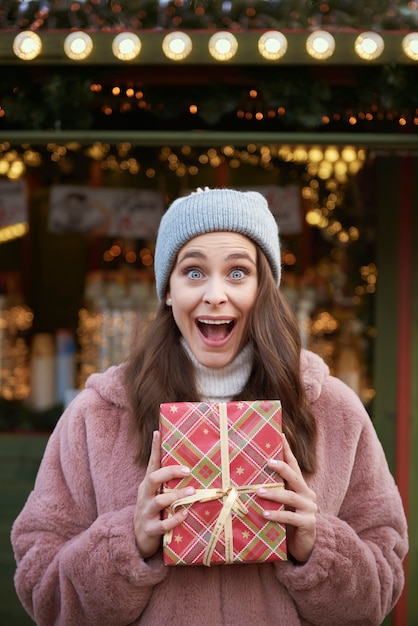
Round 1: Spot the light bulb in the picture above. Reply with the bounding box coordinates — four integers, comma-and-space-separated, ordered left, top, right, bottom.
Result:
208, 32, 238, 61
354, 32, 384, 60
402, 33, 418, 61
162, 32, 192, 61
112, 33, 141, 61
258, 31, 288, 60
306, 30, 335, 60
13, 31, 42, 60
64, 32, 93, 60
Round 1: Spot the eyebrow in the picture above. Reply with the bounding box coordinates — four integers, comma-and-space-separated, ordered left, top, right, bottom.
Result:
177, 250, 256, 264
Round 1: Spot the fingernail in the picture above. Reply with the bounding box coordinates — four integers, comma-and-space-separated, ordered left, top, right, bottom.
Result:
268, 459, 278, 467
258, 488, 267, 495
181, 466, 191, 474
153, 431, 159, 441
263, 510, 271, 518
185, 487, 195, 496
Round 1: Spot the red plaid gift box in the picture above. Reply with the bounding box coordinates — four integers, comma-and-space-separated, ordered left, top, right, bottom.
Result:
160, 400, 287, 567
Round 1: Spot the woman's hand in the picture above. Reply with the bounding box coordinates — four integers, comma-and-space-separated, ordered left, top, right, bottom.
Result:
258, 434, 317, 564
134, 430, 195, 560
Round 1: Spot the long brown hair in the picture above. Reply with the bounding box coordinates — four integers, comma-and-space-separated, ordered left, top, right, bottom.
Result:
124, 248, 317, 473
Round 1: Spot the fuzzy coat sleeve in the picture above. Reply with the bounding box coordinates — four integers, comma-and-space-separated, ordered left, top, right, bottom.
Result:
11, 386, 168, 626
274, 372, 408, 626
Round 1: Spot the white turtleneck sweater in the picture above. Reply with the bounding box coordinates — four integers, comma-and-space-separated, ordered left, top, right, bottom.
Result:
180, 338, 253, 403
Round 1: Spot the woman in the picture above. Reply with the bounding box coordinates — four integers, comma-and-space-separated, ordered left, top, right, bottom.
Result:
12, 187, 408, 625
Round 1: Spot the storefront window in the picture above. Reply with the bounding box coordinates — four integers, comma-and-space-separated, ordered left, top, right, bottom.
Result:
0, 139, 376, 423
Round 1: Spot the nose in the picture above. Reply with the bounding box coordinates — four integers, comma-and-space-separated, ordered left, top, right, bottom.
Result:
203, 276, 228, 305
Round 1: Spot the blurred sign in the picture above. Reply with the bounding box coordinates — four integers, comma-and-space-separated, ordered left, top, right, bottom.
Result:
49, 185, 165, 237
0, 180, 28, 226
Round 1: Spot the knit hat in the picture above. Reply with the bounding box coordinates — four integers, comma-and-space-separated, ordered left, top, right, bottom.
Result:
154, 187, 281, 300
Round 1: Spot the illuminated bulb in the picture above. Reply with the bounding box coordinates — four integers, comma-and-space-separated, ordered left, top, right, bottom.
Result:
402, 33, 418, 61
334, 160, 348, 177
348, 160, 362, 175
293, 147, 308, 162
306, 210, 322, 226
258, 31, 288, 60
162, 32, 192, 61
354, 32, 384, 60
318, 162, 333, 179
112, 33, 141, 61
8, 160, 25, 179
341, 146, 357, 162
208, 32, 238, 61
308, 147, 324, 163
324, 147, 339, 162
0, 159, 9, 175
0, 222, 29, 243
306, 30, 335, 60
64, 32, 93, 60
13, 31, 42, 60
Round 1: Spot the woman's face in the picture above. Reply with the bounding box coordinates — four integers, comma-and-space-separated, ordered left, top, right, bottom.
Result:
166, 232, 258, 369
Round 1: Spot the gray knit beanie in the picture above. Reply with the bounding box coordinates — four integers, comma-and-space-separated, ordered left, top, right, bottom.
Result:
154, 187, 281, 300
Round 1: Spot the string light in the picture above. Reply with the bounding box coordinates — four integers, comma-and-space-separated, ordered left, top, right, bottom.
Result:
208, 32, 238, 61
258, 31, 288, 60
306, 31, 336, 60
0, 303, 33, 401
0, 222, 29, 243
3, 31, 418, 66
354, 32, 384, 60
162, 32, 192, 61
64, 32, 93, 60
12, 31, 42, 60
402, 32, 418, 60
112, 33, 141, 61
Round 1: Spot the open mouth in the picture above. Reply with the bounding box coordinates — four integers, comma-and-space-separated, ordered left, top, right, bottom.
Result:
197, 319, 235, 341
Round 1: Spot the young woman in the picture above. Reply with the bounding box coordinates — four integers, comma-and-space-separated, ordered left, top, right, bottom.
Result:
12, 188, 408, 625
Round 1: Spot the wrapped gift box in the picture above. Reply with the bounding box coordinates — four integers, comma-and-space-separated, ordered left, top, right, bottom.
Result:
160, 400, 287, 567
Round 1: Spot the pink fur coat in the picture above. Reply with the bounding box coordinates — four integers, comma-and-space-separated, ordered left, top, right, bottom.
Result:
11, 350, 408, 625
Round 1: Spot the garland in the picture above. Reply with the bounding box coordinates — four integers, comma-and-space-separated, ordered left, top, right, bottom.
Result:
1, 64, 418, 132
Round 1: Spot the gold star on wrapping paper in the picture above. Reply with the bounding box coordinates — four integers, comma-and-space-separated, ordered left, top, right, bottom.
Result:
242, 531, 250, 539
236, 402, 245, 409
236, 466, 245, 475
174, 534, 183, 544
205, 510, 210, 516
203, 428, 209, 435
265, 442, 271, 450
170, 405, 179, 412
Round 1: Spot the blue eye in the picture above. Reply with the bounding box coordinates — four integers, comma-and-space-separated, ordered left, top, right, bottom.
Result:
188, 268, 202, 280
231, 268, 245, 280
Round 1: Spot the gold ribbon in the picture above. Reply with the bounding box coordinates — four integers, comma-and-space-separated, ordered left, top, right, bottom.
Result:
163, 402, 281, 566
